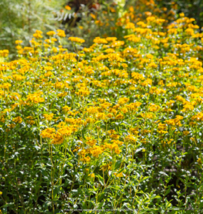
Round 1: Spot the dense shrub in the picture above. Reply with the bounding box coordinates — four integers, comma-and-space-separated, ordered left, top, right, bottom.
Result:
1, 3, 203, 214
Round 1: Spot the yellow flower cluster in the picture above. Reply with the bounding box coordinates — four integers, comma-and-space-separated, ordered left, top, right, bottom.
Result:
0, 50, 9, 57
33, 30, 43, 39
1, 8, 203, 186
57, 29, 66, 38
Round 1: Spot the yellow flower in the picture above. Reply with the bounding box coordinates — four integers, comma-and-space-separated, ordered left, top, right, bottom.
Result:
118, 97, 129, 105
15, 40, 23, 45
33, 30, 43, 39
90, 13, 96, 19
12, 116, 23, 124
197, 158, 202, 164
62, 106, 71, 113
90, 146, 103, 157
86, 138, 97, 147
43, 113, 54, 121
80, 156, 91, 162
26, 92, 44, 105
51, 38, 57, 42
46, 31, 56, 36
41, 128, 55, 139
57, 29, 66, 38
114, 172, 123, 178
0, 50, 9, 57
179, 13, 185, 17
68, 37, 85, 43
51, 133, 64, 145
93, 37, 107, 44
110, 7, 116, 13
52, 47, 58, 53
89, 173, 95, 178
125, 134, 137, 144
65, 5, 71, 10
125, 22, 135, 29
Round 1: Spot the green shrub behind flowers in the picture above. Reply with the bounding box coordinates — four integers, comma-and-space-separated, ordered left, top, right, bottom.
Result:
1, 10, 203, 214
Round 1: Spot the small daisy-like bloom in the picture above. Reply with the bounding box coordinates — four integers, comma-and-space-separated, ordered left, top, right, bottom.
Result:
89, 173, 95, 178
43, 113, 54, 121
179, 12, 185, 17
51, 133, 64, 145
65, 5, 71, 10
12, 116, 23, 124
46, 31, 56, 36
52, 47, 58, 53
57, 29, 66, 38
93, 37, 107, 44
90, 13, 96, 19
33, 30, 43, 39
41, 128, 55, 139
114, 172, 123, 178
15, 40, 23, 45
197, 158, 202, 164
51, 38, 57, 42
0, 50, 9, 57
68, 37, 85, 43
62, 106, 71, 113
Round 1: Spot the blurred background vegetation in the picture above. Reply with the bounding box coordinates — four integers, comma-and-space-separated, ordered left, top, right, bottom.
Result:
1, 0, 203, 58
156, 0, 203, 28
0, 0, 66, 58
